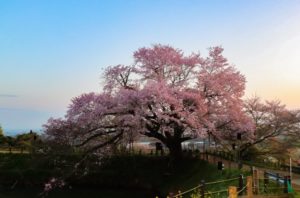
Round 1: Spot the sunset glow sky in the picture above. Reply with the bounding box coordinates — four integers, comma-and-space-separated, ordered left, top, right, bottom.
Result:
1, 0, 300, 132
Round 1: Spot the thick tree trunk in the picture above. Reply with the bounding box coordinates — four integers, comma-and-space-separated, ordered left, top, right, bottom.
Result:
166, 140, 183, 162
143, 126, 189, 162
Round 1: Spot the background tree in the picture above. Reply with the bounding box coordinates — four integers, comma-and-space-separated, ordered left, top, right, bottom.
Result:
0, 125, 4, 137
15, 130, 40, 153
235, 96, 300, 160
0, 125, 5, 146
44, 44, 253, 161
5, 136, 17, 153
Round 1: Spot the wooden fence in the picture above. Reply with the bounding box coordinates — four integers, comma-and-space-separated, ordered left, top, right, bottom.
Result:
156, 165, 293, 198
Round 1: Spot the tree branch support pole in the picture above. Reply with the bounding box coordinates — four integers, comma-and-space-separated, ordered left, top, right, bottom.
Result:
238, 174, 244, 195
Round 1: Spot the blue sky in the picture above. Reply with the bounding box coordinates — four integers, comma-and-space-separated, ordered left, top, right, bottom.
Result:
1, 0, 300, 133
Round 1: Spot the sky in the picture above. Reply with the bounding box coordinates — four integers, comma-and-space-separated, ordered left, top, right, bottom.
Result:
1, 0, 300, 133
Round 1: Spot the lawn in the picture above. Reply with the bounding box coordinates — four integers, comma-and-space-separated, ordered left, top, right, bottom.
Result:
0, 153, 245, 198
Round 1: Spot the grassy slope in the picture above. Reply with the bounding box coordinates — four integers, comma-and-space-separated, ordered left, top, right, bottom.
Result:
0, 154, 244, 198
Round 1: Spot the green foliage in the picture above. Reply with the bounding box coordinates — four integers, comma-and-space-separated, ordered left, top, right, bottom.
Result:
0, 125, 5, 146
0, 125, 4, 136
290, 191, 300, 198
15, 131, 40, 152
5, 136, 17, 150
0, 131, 42, 153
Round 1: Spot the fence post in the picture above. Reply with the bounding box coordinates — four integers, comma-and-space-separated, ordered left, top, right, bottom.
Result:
218, 161, 223, 170
264, 171, 269, 193
246, 176, 253, 198
238, 174, 244, 195
228, 186, 237, 198
253, 169, 259, 194
200, 180, 205, 198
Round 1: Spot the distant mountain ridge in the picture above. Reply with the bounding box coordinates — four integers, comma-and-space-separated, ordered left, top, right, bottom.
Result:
4, 129, 42, 136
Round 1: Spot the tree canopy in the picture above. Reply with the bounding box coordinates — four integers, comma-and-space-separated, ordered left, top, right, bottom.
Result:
44, 44, 254, 159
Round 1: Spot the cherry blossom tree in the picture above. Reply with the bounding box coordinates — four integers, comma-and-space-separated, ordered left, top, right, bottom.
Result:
44, 44, 253, 160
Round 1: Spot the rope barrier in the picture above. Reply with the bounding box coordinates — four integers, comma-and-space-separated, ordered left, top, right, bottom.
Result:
264, 187, 285, 189
172, 177, 239, 197
172, 184, 202, 197
237, 183, 248, 194
205, 177, 239, 185
171, 177, 288, 198
204, 189, 228, 195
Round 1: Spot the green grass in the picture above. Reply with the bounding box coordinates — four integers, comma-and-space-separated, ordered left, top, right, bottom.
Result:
159, 159, 245, 197
0, 153, 246, 198
0, 188, 155, 198
67, 155, 245, 197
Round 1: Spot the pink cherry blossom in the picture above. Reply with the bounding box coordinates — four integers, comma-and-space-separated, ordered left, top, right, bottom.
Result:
44, 44, 253, 159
